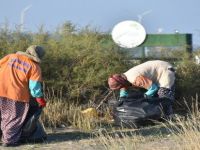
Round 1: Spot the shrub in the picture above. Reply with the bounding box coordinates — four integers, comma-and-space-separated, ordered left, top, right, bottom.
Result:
175, 60, 200, 108
1, 21, 200, 126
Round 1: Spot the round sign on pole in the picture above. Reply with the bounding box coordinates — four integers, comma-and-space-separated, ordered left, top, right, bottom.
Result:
111, 20, 146, 48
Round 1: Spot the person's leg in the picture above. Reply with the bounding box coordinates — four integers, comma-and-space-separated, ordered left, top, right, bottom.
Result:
165, 103, 173, 116
0, 97, 3, 136
157, 86, 175, 117
1, 98, 29, 145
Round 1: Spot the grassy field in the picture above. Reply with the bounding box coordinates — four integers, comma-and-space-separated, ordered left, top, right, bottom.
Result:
2, 110, 200, 150
0, 96, 197, 150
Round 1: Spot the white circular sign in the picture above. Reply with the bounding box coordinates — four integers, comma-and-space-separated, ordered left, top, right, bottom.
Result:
111, 20, 146, 48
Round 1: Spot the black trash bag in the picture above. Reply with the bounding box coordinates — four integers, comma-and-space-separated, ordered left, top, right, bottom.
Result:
112, 90, 172, 128
20, 100, 47, 143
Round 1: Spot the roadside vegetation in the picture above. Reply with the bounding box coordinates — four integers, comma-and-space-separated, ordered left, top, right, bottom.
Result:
0, 21, 200, 149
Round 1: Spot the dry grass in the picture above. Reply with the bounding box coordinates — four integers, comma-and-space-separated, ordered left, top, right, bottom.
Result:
41, 87, 114, 131
95, 129, 145, 150
94, 115, 200, 150
93, 96, 200, 150
41, 98, 100, 131
40, 91, 200, 150
164, 96, 200, 150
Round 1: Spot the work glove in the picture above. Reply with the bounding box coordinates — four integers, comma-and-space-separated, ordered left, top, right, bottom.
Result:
120, 89, 129, 98
36, 97, 46, 107
144, 94, 152, 99
144, 83, 159, 98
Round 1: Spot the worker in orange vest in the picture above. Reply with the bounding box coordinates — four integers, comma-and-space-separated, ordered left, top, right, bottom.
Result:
0, 45, 46, 147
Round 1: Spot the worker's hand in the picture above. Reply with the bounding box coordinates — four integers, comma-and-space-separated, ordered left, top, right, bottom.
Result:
36, 97, 46, 107
144, 94, 152, 99
116, 97, 125, 106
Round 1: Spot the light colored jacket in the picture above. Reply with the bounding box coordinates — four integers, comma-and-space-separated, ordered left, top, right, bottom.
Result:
124, 60, 175, 89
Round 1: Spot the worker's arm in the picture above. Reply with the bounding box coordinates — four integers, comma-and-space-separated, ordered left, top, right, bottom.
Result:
29, 80, 43, 98
29, 80, 46, 107
119, 87, 129, 98
133, 75, 158, 97
29, 65, 46, 107
144, 83, 159, 97
116, 88, 128, 106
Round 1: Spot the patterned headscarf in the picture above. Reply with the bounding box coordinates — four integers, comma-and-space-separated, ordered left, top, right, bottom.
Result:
108, 74, 131, 90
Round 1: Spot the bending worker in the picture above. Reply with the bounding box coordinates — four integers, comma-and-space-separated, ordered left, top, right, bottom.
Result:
108, 60, 175, 116
0, 45, 46, 147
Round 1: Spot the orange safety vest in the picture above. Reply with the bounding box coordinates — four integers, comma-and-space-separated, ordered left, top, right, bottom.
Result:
0, 53, 42, 102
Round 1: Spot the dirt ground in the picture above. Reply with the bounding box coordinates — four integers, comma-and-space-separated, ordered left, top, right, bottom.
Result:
0, 124, 179, 150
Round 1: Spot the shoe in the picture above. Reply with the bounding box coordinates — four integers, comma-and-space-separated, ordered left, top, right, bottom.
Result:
2, 142, 20, 147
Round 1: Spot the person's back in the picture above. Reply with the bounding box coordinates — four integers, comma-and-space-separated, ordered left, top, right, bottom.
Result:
108, 60, 176, 119
0, 45, 46, 147
0, 53, 42, 102
124, 60, 174, 89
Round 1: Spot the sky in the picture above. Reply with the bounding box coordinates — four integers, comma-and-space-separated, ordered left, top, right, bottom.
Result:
0, 0, 200, 45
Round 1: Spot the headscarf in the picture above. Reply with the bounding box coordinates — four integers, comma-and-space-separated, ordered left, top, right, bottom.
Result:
16, 45, 45, 63
108, 74, 131, 90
